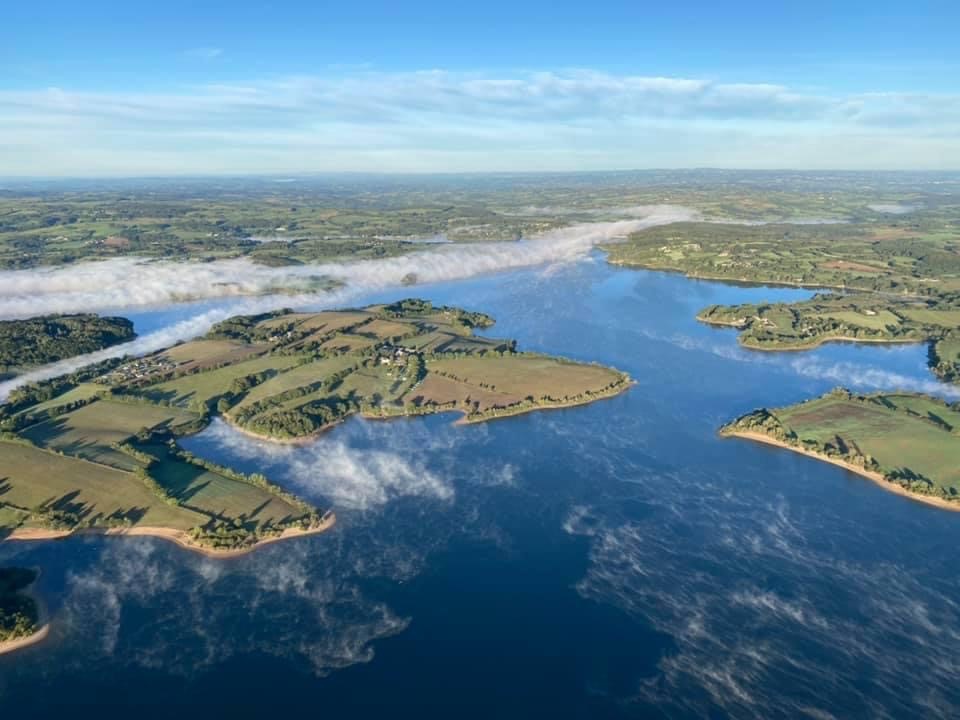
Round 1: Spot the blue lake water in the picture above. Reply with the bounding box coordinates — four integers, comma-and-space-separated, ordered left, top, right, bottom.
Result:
2, 256, 959, 718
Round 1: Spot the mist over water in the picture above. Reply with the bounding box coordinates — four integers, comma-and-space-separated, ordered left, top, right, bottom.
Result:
0, 210, 695, 399
2, 256, 959, 718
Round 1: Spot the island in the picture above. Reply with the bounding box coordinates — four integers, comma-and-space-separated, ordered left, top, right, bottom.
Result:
0, 567, 46, 656
0, 299, 631, 553
603, 220, 960, 382
0, 313, 136, 376
721, 388, 960, 510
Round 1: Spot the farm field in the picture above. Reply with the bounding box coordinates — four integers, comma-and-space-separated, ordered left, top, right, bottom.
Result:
20, 400, 199, 470
143, 354, 303, 408
137, 443, 307, 530
899, 309, 960, 327
296, 311, 373, 333
13, 382, 104, 418
722, 390, 960, 503
231, 356, 358, 410
162, 339, 266, 371
821, 310, 901, 331
427, 355, 623, 401
0, 441, 206, 530
410, 373, 520, 413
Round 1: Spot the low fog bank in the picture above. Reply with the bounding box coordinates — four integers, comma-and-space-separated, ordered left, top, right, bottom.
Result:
868, 202, 919, 214
0, 209, 695, 400
0, 207, 696, 321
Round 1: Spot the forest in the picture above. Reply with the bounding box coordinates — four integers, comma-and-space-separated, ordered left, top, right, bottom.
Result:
0, 314, 135, 372
0, 567, 40, 644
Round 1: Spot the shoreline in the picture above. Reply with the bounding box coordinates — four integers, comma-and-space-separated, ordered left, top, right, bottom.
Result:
0, 571, 50, 657
605, 257, 927, 299
222, 413, 343, 446
454, 379, 635, 425
223, 377, 634, 440
696, 316, 927, 353
723, 429, 960, 513
5, 512, 336, 558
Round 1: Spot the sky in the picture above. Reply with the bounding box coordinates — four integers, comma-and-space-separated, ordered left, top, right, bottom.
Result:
1, 0, 959, 176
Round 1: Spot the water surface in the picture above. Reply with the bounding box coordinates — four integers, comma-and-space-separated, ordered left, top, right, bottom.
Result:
2, 257, 958, 718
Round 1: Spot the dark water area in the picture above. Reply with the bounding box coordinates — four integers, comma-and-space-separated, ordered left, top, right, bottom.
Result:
2, 256, 959, 718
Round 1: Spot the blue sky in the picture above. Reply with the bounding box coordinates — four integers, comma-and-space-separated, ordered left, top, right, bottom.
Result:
2, 0, 958, 175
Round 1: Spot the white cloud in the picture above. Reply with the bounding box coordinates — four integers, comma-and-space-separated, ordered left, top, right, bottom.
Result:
199, 419, 453, 511
1, 70, 958, 174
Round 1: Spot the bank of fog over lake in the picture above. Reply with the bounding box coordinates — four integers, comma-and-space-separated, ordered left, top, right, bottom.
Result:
0, 209, 701, 399
2, 245, 960, 717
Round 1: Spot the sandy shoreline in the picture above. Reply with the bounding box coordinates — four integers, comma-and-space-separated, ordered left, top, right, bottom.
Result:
0, 623, 49, 656
0, 571, 50, 657
454, 380, 635, 425
5, 511, 336, 558
724, 429, 960, 513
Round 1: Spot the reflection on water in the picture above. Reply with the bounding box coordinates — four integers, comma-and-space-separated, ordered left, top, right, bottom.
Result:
2, 257, 959, 718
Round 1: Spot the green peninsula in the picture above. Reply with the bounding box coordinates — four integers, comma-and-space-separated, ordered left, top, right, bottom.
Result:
0, 567, 42, 653
0, 300, 630, 552
721, 388, 960, 509
604, 218, 960, 382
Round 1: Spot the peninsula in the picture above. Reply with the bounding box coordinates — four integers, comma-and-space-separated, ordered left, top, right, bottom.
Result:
721, 388, 960, 510
0, 299, 631, 552
603, 219, 960, 382
0, 567, 46, 656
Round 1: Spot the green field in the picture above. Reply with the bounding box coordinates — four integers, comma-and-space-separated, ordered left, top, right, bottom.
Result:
821, 310, 901, 331
2, 392, 317, 541
428, 355, 623, 401
605, 218, 960, 296
723, 390, 960, 502
21, 400, 199, 470
0, 441, 207, 530
138, 443, 306, 530
143, 354, 303, 408
231, 356, 358, 410
899, 309, 960, 327
162, 339, 266, 371
13, 382, 105, 418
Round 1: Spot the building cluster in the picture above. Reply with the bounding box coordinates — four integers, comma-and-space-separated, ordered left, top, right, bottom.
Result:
377, 344, 411, 366
100, 355, 176, 384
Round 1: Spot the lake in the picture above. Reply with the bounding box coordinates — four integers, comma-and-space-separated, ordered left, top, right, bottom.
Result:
2, 255, 958, 718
